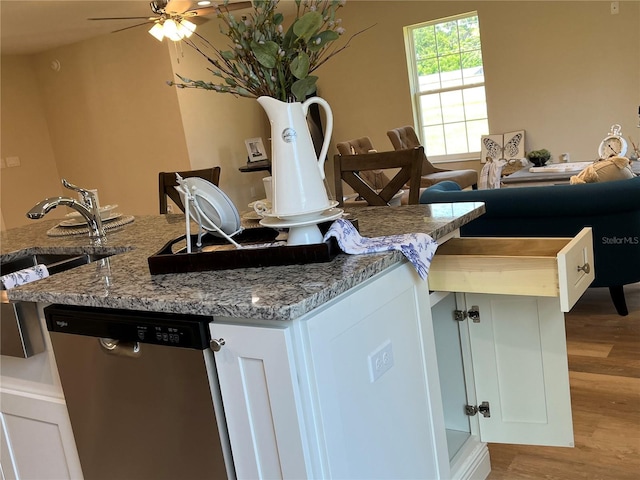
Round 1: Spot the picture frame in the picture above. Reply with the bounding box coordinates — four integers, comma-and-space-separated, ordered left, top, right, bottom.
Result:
245, 137, 268, 162
481, 130, 525, 163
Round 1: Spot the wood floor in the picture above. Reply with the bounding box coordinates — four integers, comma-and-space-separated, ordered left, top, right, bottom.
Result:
488, 283, 640, 479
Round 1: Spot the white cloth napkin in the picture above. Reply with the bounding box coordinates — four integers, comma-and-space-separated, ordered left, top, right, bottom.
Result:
323, 219, 438, 280
1, 264, 49, 289
479, 158, 507, 189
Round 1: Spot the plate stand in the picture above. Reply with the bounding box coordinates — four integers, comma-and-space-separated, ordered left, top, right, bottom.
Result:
178, 180, 243, 253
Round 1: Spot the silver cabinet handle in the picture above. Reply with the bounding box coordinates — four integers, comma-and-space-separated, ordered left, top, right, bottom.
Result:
210, 338, 226, 352
577, 263, 590, 274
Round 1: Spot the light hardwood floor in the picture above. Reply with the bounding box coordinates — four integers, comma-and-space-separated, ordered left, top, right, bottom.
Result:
488, 283, 640, 479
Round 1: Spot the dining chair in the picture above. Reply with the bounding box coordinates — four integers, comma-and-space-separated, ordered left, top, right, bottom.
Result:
158, 167, 221, 214
387, 125, 478, 190
333, 137, 422, 206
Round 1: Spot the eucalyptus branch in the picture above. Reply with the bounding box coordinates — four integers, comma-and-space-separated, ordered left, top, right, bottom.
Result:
169, 0, 367, 102
311, 23, 376, 72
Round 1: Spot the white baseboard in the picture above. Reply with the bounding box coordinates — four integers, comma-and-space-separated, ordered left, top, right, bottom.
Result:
450, 436, 491, 480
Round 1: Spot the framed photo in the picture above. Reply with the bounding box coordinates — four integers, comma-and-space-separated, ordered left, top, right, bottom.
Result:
245, 137, 268, 162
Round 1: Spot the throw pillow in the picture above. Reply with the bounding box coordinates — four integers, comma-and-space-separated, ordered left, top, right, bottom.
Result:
570, 156, 636, 184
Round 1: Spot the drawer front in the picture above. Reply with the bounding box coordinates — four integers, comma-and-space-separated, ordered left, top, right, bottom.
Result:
428, 228, 594, 312
557, 227, 594, 312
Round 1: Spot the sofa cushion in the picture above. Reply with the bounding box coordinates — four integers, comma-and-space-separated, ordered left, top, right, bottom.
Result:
420, 176, 640, 217
419, 176, 640, 290
417, 169, 478, 188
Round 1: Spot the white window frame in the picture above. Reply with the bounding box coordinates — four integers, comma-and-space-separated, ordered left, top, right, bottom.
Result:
404, 11, 488, 163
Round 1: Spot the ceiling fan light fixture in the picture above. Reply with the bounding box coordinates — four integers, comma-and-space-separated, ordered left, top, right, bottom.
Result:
148, 22, 165, 41
178, 18, 196, 38
162, 18, 182, 41
197, 1, 212, 6
149, 17, 195, 42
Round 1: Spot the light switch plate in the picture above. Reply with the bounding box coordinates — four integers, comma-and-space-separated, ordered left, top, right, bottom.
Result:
6, 156, 20, 167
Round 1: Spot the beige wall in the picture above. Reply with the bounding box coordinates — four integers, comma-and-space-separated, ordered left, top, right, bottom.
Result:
31, 25, 192, 217
168, 19, 272, 210
1, 1, 639, 231
1, 55, 64, 229
320, 0, 640, 166
1, 25, 192, 230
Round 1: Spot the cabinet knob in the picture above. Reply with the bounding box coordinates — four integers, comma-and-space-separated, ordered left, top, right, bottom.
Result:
210, 338, 226, 352
577, 263, 590, 274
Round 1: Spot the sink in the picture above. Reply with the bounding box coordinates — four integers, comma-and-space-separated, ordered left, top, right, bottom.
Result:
1, 252, 112, 283
1, 251, 113, 358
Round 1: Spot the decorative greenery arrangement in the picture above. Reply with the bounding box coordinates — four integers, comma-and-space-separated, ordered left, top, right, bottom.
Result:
526, 149, 552, 167
170, 0, 366, 102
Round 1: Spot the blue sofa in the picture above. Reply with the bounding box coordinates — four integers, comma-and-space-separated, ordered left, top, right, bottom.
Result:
420, 176, 640, 315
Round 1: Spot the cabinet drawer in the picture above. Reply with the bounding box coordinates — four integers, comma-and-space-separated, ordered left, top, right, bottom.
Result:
428, 227, 594, 312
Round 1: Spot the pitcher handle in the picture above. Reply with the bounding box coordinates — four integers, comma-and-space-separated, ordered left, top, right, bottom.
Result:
302, 96, 333, 180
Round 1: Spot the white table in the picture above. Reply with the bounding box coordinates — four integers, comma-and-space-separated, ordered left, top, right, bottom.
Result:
502, 160, 640, 187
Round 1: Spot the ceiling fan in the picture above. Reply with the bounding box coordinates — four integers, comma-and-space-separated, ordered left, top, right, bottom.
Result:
89, 0, 252, 41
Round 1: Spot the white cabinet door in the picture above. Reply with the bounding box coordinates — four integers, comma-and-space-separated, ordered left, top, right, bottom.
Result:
303, 263, 448, 480
463, 293, 574, 447
0, 390, 83, 480
209, 322, 310, 480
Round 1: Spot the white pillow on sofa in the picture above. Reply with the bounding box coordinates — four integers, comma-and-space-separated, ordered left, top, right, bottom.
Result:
570, 156, 636, 184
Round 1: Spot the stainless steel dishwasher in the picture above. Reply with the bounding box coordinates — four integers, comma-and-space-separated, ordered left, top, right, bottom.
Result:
44, 304, 235, 480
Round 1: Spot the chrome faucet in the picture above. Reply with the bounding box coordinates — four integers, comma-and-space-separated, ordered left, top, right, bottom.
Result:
27, 179, 106, 242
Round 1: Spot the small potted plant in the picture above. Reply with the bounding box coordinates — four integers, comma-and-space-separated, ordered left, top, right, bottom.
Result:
527, 149, 552, 167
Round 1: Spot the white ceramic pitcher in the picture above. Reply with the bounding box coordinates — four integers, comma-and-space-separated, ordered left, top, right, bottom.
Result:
257, 96, 333, 217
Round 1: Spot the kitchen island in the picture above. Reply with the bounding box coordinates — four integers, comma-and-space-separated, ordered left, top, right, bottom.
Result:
2, 201, 588, 480
2, 203, 483, 318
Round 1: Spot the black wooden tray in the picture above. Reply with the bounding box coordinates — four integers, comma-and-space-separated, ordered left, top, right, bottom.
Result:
148, 220, 356, 275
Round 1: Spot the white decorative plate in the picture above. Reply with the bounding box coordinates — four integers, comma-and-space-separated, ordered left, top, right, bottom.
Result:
259, 208, 343, 229
178, 177, 241, 236
60, 212, 123, 228
65, 204, 118, 220
242, 211, 262, 221
261, 201, 340, 221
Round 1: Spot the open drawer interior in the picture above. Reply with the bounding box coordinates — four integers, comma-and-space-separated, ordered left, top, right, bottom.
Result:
428, 227, 594, 312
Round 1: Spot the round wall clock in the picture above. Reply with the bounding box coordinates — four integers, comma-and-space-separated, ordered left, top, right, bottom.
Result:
598, 124, 628, 158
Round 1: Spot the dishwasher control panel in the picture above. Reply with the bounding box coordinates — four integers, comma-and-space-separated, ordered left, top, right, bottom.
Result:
45, 304, 211, 350
138, 324, 188, 345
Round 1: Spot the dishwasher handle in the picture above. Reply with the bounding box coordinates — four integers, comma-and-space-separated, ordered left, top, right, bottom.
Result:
99, 338, 141, 358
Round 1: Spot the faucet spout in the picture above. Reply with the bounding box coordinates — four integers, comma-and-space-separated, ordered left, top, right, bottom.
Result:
27, 196, 106, 241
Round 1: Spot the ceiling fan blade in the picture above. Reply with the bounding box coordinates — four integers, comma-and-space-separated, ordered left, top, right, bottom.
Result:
188, 1, 252, 16
88, 17, 156, 21
165, 0, 193, 14
110, 21, 156, 34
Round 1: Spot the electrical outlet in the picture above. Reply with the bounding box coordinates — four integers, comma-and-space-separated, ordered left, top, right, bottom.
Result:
611, 1, 619, 14
250, 186, 256, 198
166, 204, 174, 214
368, 340, 394, 382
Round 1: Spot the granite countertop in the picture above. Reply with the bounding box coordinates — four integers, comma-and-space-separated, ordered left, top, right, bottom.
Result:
1, 203, 484, 321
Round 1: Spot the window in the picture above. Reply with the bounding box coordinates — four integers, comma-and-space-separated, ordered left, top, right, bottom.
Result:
404, 12, 488, 161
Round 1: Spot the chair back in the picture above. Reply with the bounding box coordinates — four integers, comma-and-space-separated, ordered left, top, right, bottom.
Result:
336, 137, 375, 156
333, 147, 423, 206
336, 137, 392, 189
158, 167, 221, 213
387, 126, 421, 150
387, 126, 440, 175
